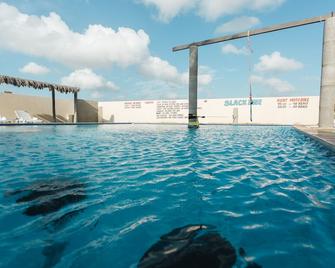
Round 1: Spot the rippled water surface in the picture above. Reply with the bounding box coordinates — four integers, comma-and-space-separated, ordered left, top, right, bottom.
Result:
0, 125, 335, 268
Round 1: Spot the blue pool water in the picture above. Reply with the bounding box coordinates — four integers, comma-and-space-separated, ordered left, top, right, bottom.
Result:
0, 125, 335, 268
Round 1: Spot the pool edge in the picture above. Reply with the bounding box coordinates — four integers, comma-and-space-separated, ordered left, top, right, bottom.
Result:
294, 125, 335, 152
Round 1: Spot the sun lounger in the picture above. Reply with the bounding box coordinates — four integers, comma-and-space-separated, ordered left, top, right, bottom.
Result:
14, 110, 43, 123
0, 116, 9, 123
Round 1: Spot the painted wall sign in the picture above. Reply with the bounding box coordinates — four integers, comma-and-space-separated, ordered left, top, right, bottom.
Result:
124, 102, 142, 109
277, 97, 310, 109
224, 99, 262, 106
156, 101, 188, 119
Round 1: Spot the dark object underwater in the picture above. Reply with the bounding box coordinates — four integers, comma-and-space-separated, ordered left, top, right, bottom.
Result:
24, 193, 86, 216
42, 241, 67, 268
138, 224, 237, 268
7, 181, 86, 268
16, 181, 85, 203
8, 180, 86, 216
48, 208, 85, 231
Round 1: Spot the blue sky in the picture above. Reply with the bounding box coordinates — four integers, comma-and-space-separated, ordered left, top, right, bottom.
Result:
0, 0, 334, 101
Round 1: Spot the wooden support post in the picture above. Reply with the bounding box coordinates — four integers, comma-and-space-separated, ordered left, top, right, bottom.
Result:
74, 92, 78, 123
188, 45, 199, 128
52, 89, 56, 122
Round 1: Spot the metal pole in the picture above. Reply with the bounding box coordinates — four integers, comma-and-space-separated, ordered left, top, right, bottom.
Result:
319, 15, 335, 128
74, 92, 78, 123
188, 45, 199, 128
52, 89, 56, 122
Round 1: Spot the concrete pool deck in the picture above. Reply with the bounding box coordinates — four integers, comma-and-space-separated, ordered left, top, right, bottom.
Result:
294, 125, 335, 152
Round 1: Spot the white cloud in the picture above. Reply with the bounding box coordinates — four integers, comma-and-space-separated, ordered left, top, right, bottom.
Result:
251, 75, 295, 92
138, 0, 285, 22
222, 44, 249, 55
0, 3, 150, 68
255, 52, 303, 73
199, 71, 214, 86
139, 56, 213, 86
215, 16, 260, 34
0, 3, 214, 93
19, 62, 50, 74
139, 56, 180, 83
181, 66, 214, 86
61, 69, 119, 91
139, 0, 195, 23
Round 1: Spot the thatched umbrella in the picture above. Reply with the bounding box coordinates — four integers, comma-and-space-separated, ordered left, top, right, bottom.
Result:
0, 75, 80, 122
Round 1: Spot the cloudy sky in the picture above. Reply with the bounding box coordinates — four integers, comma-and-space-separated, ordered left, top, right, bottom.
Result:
0, 0, 333, 101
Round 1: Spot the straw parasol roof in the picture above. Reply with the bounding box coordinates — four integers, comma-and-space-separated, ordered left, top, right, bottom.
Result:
0, 75, 80, 94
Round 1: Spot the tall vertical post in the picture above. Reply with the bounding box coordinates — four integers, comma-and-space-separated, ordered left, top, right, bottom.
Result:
74, 92, 78, 123
188, 45, 199, 128
319, 15, 335, 128
52, 89, 56, 122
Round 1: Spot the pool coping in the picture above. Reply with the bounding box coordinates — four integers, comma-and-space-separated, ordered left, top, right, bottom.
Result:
294, 125, 335, 152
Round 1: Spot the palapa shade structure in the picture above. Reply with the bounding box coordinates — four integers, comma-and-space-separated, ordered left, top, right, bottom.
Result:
0, 75, 80, 122
0, 75, 80, 93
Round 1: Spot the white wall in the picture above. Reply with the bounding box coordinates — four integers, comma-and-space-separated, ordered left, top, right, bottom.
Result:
99, 96, 319, 125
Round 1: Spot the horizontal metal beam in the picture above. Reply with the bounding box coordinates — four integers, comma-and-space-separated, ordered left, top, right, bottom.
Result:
173, 13, 334, 52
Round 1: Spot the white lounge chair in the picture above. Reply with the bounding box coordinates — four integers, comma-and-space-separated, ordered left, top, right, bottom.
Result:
0, 116, 9, 123
14, 110, 43, 123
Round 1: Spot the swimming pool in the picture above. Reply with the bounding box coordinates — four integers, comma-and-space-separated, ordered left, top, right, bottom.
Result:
0, 125, 334, 267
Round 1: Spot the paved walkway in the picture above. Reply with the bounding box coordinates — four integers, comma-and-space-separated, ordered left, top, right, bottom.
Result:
294, 125, 335, 152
